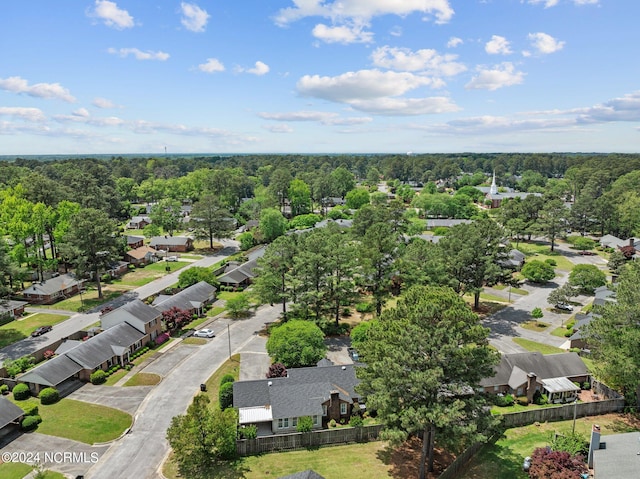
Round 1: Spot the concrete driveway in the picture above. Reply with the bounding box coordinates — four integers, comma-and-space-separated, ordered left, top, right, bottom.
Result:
67, 383, 153, 416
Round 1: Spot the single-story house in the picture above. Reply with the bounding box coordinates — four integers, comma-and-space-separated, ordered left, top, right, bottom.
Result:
593, 285, 616, 308
126, 235, 145, 249
101, 299, 163, 341
105, 261, 130, 278
480, 351, 589, 404
0, 300, 28, 320
426, 219, 472, 229
150, 236, 193, 253
125, 245, 158, 266
233, 362, 362, 436
19, 321, 148, 394
152, 281, 216, 316
21, 274, 83, 304
499, 249, 526, 270
128, 215, 151, 229
218, 258, 259, 289
590, 428, 640, 478
568, 312, 596, 350
0, 396, 24, 439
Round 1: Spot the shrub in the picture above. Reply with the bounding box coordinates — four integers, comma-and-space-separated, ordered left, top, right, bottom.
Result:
583, 381, 591, 390
533, 390, 548, 405
239, 424, 257, 439
90, 370, 107, 385
21, 415, 42, 431
155, 332, 170, 346
516, 396, 529, 406
328, 419, 337, 428
355, 302, 375, 314
266, 362, 287, 378
39, 387, 59, 405
43, 350, 55, 360
296, 416, 314, 433
21, 402, 39, 416
544, 258, 557, 267
220, 374, 235, 386
494, 393, 515, 407
219, 381, 234, 410
12, 383, 30, 400
0, 384, 8, 394
349, 415, 364, 427
531, 307, 544, 319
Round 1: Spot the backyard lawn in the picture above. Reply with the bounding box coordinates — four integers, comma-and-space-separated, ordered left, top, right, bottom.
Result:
111, 261, 191, 288
512, 337, 565, 355
0, 313, 69, 348
9, 397, 131, 444
43, 288, 122, 313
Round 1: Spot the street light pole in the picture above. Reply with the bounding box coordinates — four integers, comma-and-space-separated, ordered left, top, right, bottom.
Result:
227, 323, 231, 359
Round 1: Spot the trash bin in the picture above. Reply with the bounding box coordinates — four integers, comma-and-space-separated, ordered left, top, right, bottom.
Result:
200, 384, 207, 392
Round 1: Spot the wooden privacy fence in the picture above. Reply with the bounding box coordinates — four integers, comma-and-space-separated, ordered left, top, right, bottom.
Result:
236, 424, 384, 456
499, 398, 625, 428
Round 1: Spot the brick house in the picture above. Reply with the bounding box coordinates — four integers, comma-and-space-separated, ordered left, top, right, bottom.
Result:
127, 216, 151, 229
149, 236, 194, 253
233, 361, 363, 436
0, 300, 28, 320
125, 245, 158, 266
101, 299, 163, 342
21, 274, 82, 304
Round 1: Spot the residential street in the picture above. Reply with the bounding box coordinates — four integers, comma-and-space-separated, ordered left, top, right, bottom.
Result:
0, 240, 238, 362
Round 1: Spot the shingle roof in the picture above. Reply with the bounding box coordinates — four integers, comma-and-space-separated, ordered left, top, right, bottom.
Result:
153, 281, 216, 312
150, 236, 191, 247
480, 352, 588, 388
22, 274, 80, 296
19, 354, 84, 387
0, 300, 28, 315
102, 299, 160, 326
279, 470, 326, 479
233, 364, 361, 420
218, 258, 259, 285
126, 245, 157, 259
0, 396, 24, 429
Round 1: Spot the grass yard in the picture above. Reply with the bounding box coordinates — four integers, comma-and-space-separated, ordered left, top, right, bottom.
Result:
520, 320, 550, 332
182, 337, 207, 345
461, 414, 640, 479
203, 354, 241, 405
0, 313, 70, 348
512, 338, 565, 355
0, 462, 33, 479
144, 261, 190, 273
9, 397, 131, 444
104, 368, 128, 386
45, 288, 122, 313
551, 326, 573, 338
124, 372, 161, 386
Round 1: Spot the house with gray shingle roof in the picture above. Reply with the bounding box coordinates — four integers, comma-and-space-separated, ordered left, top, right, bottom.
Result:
149, 236, 193, 252
480, 352, 588, 404
0, 300, 28, 320
101, 299, 163, 341
21, 274, 83, 304
0, 396, 24, 439
233, 362, 362, 436
152, 281, 216, 316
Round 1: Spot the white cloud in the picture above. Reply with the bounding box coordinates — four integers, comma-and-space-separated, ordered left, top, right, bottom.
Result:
526, 0, 559, 7
574, 0, 599, 4
426, 114, 576, 134
485, 35, 512, 55
348, 97, 460, 115
0, 107, 46, 122
447, 36, 463, 48
371, 46, 466, 76
72, 108, 90, 118
88, 0, 134, 29
247, 61, 270, 76
465, 62, 525, 91
180, 2, 210, 33
389, 26, 403, 37
259, 110, 373, 125
198, 58, 225, 73
574, 91, 640, 123
297, 69, 436, 103
93, 97, 119, 109
274, 0, 455, 27
528, 32, 565, 54
107, 48, 170, 61
312, 23, 374, 44
263, 124, 294, 133
0, 76, 76, 102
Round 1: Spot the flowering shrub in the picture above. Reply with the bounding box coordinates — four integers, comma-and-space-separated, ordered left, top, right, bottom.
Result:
43, 350, 55, 360
155, 332, 170, 346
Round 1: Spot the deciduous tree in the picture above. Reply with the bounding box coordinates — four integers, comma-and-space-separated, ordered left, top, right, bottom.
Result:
266, 320, 326, 368
189, 195, 235, 249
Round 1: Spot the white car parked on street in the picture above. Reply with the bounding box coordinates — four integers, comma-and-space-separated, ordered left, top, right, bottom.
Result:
193, 328, 215, 338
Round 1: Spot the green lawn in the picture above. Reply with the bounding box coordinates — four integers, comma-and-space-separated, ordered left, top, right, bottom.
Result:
145, 261, 190, 272
461, 414, 640, 479
520, 320, 550, 332
203, 354, 241, 405
9, 397, 131, 444
104, 368, 128, 385
512, 338, 565, 355
0, 313, 68, 348
44, 288, 122, 313
0, 462, 33, 479
551, 326, 572, 338
124, 372, 161, 386
182, 337, 207, 345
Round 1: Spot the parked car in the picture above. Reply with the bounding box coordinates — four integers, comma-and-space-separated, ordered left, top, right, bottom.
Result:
165, 255, 179, 262
555, 303, 573, 312
31, 325, 52, 337
193, 328, 215, 338
347, 347, 359, 362
578, 251, 596, 256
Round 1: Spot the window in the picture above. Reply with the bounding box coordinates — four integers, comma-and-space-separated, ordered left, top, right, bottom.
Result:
322, 405, 328, 416
340, 403, 347, 415
292, 417, 297, 427
313, 415, 319, 426
278, 418, 289, 429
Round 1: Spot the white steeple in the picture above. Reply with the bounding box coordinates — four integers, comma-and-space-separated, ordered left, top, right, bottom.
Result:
489, 170, 498, 195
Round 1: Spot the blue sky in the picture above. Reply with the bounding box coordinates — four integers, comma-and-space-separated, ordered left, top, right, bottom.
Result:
2, 0, 640, 155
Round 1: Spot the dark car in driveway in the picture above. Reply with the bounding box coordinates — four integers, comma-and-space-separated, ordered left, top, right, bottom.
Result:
31, 325, 52, 337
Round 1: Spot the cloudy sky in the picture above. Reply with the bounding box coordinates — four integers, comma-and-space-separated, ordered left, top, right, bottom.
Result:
1, 0, 639, 155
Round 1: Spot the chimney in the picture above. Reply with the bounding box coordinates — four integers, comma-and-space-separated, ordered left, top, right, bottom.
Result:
588, 424, 601, 468
630, 237, 635, 247
526, 372, 537, 404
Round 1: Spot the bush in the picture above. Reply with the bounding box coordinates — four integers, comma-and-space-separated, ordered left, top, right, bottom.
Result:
349, 415, 364, 427
266, 363, 287, 379
43, 350, 55, 360
544, 258, 557, 267
219, 381, 234, 410
239, 424, 257, 439
296, 416, 314, 433
318, 319, 350, 337
516, 396, 529, 406
533, 390, 548, 405
90, 370, 107, 385
355, 302, 375, 313
12, 383, 30, 400
0, 384, 8, 394
21, 415, 42, 431
531, 307, 543, 319
39, 387, 59, 405
21, 402, 38, 416
328, 419, 337, 428
220, 374, 235, 386
583, 381, 591, 390
494, 393, 515, 407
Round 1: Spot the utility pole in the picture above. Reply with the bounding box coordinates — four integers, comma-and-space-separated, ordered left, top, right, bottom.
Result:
227, 323, 231, 359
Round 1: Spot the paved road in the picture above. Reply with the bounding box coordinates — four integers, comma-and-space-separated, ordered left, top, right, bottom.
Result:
0, 240, 238, 362
85, 303, 284, 479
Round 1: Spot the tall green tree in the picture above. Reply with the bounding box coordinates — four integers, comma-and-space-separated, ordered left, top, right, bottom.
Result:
359, 222, 399, 316
166, 394, 237, 477
59, 208, 119, 298
253, 234, 297, 316
150, 198, 183, 236
586, 261, 640, 406
288, 179, 312, 217
534, 198, 568, 252
266, 320, 326, 368
258, 208, 288, 243
356, 286, 499, 478
330, 166, 355, 198
189, 195, 235, 249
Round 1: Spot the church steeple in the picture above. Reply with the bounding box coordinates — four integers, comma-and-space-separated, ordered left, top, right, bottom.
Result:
489, 170, 498, 195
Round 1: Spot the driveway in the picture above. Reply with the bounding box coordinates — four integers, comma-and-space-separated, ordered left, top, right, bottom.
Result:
67, 383, 153, 416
